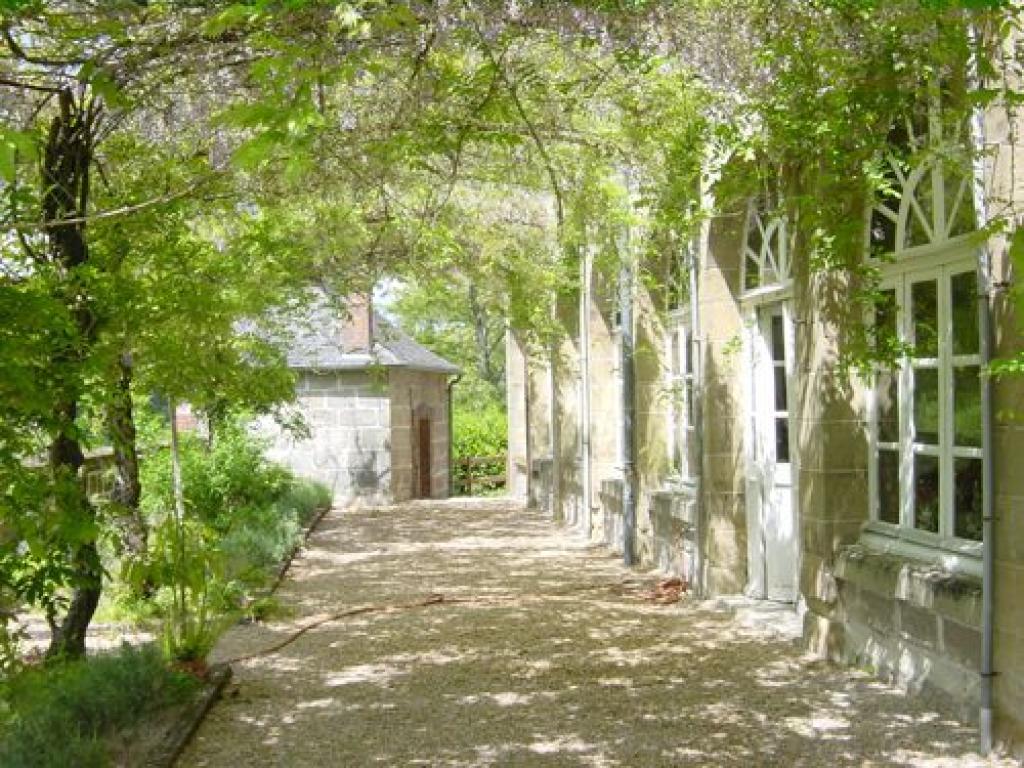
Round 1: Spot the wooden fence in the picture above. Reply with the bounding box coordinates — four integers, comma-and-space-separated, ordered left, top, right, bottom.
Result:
453, 455, 506, 496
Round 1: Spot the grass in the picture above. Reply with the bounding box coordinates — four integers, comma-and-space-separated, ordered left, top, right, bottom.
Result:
0, 644, 199, 768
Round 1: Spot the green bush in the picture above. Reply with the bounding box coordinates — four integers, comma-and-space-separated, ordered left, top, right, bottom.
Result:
0, 644, 197, 768
140, 420, 291, 534
452, 403, 507, 494
276, 478, 333, 527
131, 423, 334, 637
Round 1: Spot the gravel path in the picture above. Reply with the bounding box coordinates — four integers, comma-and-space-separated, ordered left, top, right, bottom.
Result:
181, 499, 1016, 767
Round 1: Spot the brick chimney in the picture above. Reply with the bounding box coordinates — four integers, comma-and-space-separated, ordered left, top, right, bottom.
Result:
340, 294, 374, 353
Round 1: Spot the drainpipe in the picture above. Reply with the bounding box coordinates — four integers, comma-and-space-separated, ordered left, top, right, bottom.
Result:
689, 237, 705, 597
447, 374, 461, 497
580, 243, 594, 537
620, 222, 637, 567
968, 23, 996, 755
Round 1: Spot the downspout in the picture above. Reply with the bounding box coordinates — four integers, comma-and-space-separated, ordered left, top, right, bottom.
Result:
968, 23, 996, 755
689, 237, 705, 597
580, 244, 594, 536
447, 374, 461, 497
620, 223, 637, 567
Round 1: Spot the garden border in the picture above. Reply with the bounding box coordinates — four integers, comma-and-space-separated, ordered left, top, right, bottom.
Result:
138, 503, 332, 767
142, 663, 232, 768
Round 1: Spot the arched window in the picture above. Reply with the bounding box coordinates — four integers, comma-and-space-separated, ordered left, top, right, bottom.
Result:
867, 102, 983, 548
868, 115, 976, 256
742, 199, 790, 292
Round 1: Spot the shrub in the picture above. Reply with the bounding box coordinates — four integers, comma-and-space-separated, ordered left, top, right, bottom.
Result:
140, 420, 290, 534
275, 478, 333, 527
0, 644, 197, 768
452, 403, 507, 494
132, 421, 335, 643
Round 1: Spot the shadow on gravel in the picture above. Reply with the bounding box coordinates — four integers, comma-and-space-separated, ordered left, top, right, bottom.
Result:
183, 500, 1013, 768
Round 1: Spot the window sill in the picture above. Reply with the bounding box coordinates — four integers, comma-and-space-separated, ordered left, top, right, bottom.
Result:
656, 476, 698, 497
860, 521, 982, 579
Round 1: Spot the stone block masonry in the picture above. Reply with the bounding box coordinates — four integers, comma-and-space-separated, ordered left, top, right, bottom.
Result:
257, 371, 392, 505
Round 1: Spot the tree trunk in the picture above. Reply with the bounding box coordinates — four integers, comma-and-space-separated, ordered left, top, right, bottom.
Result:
43, 89, 101, 660
107, 351, 150, 594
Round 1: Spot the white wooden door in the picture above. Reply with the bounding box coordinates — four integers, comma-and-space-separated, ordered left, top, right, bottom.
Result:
746, 303, 798, 602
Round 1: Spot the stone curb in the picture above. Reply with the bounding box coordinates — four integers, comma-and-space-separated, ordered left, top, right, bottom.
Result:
142, 506, 328, 766
269, 504, 333, 594
143, 663, 232, 768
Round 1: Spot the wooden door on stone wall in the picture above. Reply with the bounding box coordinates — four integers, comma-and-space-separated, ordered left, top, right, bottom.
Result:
417, 417, 431, 498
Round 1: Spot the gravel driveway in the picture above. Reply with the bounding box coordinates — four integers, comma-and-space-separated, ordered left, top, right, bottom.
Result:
181, 499, 1015, 767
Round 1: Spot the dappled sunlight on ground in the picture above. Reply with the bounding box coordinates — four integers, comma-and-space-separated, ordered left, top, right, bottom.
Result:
181, 500, 1017, 767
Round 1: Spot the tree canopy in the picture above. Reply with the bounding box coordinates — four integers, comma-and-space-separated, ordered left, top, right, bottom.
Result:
1, 0, 1021, 658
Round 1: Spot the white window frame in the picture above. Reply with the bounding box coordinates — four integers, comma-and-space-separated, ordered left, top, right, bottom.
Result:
741, 199, 792, 296
866, 251, 983, 565
665, 307, 697, 485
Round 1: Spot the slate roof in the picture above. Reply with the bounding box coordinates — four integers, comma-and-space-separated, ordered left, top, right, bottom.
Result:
278, 289, 461, 375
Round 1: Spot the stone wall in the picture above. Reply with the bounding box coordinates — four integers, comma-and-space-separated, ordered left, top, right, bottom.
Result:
588, 270, 624, 543
633, 281, 673, 567
258, 370, 391, 504
699, 208, 748, 596
794, 227, 870, 660
506, 330, 531, 501
389, 368, 451, 501
981, 55, 1024, 751
833, 546, 982, 721
650, 490, 699, 582
600, 478, 624, 554
553, 292, 584, 528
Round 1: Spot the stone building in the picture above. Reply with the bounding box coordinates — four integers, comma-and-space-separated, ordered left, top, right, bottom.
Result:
506, 73, 1024, 757
257, 290, 459, 505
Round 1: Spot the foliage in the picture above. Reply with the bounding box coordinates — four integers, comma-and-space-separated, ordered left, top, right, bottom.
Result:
452, 402, 507, 494
1, 0, 1021, 662
0, 644, 197, 768
140, 421, 291, 534
125, 417, 329, 657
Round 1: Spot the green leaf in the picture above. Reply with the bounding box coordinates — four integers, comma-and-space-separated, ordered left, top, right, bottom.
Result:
0, 128, 36, 181
203, 4, 256, 37
0, 144, 14, 182
231, 131, 283, 169
88, 70, 128, 109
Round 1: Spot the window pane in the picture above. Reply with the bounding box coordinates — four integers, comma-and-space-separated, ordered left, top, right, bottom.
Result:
876, 370, 899, 443
746, 215, 763, 256
771, 314, 785, 362
954, 366, 982, 447
945, 171, 976, 239
745, 255, 760, 291
876, 289, 898, 338
954, 457, 983, 541
774, 366, 788, 411
764, 229, 780, 283
913, 453, 940, 533
911, 279, 939, 357
951, 271, 979, 356
775, 417, 790, 463
913, 368, 940, 445
870, 208, 897, 254
906, 179, 934, 249
685, 330, 693, 374
878, 449, 900, 524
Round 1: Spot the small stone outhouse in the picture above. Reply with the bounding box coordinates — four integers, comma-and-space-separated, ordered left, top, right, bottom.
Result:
258, 290, 460, 505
